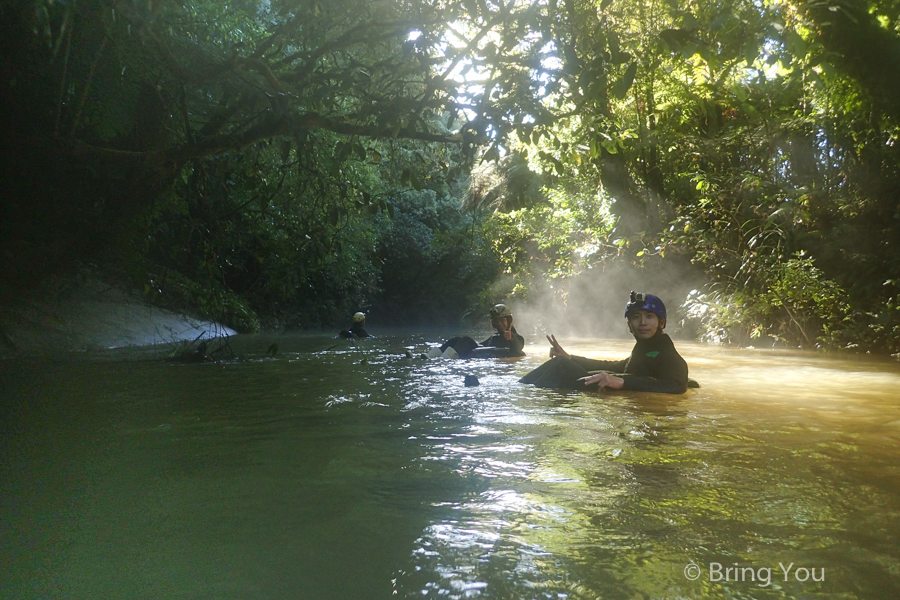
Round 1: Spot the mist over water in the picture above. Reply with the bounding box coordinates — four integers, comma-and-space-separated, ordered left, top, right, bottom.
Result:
501, 258, 707, 340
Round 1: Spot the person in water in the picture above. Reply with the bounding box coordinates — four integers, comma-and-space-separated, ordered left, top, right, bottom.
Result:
423, 304, 525, 359
339, 312, 371, 339
519, 292, 689, 394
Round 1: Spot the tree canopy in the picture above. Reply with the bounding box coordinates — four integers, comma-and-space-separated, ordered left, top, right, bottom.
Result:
2, 0, 899, 351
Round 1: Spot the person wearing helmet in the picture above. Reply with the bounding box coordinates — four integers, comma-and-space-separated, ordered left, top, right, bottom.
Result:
423, 303, 525, 359
519, 291, 689, 394
475, 303, 525, 357
339, 311, 371, 339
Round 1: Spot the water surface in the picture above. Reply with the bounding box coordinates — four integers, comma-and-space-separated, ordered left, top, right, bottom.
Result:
2, 332, 899, 599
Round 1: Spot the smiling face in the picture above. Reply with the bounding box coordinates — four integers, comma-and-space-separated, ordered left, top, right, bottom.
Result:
627, 309, 664, 340
492, 316, 512, 333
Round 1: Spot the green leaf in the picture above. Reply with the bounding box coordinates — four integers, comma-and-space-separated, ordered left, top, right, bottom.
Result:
410, 170, 424, 191
562, 43, 580, 74
785, 31, 807, 57
334, 141, 351, 162
607, 31, 621, 63
612, 62, 638, 99
279, 140, 292, 161
744, 44, 759, 65
711, 15, 728, 30
659, 28, 692, 51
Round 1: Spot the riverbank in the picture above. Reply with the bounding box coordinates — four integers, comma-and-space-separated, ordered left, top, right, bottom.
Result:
0, 273, 234, 359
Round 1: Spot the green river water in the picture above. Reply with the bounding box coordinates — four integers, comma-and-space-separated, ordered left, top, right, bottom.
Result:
2, 331, 899, 599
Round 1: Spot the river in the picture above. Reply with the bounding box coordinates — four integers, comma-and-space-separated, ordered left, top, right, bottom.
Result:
2, 331, 899, 599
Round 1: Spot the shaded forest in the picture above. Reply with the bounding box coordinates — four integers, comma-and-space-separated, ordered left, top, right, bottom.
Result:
1, 0, 898, 352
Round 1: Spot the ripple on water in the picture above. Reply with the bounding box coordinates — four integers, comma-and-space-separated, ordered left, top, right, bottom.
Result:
2, 334, 900, 599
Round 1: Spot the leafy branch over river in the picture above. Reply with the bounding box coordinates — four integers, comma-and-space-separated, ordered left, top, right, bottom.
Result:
1, 0, 898, 353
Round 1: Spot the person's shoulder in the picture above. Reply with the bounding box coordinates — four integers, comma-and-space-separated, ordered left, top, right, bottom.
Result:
659, 334, 687, 363
667, 334, 688, 352
650, 333, 680, 348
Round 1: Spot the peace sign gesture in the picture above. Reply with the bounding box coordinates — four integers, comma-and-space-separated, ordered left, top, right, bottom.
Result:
546, 334, 569, 358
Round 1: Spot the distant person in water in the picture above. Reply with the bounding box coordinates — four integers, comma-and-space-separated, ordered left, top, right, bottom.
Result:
423, 304, 525, 359
520, 292, 689, 394
339, 312, 371, 339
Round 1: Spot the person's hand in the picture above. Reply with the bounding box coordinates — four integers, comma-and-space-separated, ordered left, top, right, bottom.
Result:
494, 318, 513, 341
546, 334, 569, 358
580, 372, 624, 392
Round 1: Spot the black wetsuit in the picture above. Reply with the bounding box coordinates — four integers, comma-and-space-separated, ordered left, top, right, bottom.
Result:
479, 327, 526, 356
441, 327, 526, 358
519, 333, 689, 394
339, 322, 371, 338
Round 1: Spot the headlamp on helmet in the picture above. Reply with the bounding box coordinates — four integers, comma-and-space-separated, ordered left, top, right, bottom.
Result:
625, 291, 666, 321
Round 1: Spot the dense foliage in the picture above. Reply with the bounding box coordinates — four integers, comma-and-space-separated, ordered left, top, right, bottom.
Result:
490, 0, 900, 352
2, 0, 899, 352
1, 0, 535, 327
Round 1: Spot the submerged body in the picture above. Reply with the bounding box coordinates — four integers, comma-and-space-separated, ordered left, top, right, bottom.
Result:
519, 333, 689, 394
340, 312, 371, 339
339, 322, 371, 339
441, 327, 526, 359
520, 292, 689, 394
428, 304, 526, 359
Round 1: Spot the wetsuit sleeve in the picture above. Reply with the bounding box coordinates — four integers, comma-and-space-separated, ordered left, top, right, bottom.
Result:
481, 328, 525, 354
508, 328, 525, 354
509, 328, 525, 354
480, 334, 496, 346
619, 353, 688, 394
570, 355, 628, 373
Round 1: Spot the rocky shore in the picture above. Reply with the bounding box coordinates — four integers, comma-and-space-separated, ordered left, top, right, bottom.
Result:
0, 275, 234, 359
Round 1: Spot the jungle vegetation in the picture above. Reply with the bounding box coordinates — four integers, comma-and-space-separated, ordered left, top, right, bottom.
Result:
1, 0, 899, 352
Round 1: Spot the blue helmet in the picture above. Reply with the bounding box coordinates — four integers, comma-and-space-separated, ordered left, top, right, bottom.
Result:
625, 291, 666, 321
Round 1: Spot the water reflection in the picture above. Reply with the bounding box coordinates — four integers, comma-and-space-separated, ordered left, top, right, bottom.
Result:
1, 334, 899, 599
